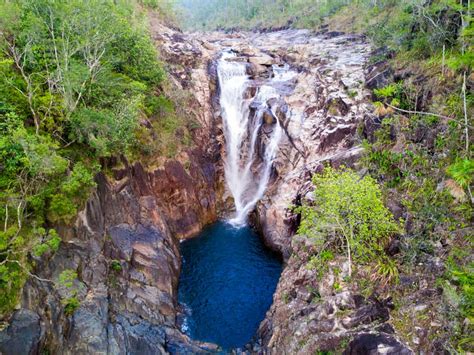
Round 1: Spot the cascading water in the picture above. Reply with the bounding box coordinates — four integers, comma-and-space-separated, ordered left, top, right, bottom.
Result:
217, 52, 252, 225
177, 51, 295, 350
217, 52, 289, 226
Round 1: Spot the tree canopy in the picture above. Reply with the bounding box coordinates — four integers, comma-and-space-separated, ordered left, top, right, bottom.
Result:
0, 0, 166, 316
297, 167, 401, 280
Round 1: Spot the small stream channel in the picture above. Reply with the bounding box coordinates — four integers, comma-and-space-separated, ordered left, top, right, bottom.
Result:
178, 221, 282, 350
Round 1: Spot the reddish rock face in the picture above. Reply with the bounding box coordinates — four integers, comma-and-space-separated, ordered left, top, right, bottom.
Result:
1, 19, 415, 355
8, 151, 222, 354
125, 148, 220, 239
1, 19, 223, 355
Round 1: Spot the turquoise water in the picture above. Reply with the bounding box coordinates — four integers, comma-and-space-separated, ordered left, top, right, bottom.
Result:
178, 221, 282, 350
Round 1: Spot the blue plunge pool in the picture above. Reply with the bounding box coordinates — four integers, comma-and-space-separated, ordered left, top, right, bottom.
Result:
178, 221, 282, 350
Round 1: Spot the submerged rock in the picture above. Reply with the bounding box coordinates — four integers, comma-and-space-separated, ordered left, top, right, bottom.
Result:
263, 109, 277, 125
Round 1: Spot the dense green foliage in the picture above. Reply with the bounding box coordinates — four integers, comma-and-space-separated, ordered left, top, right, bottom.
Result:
0, 0, 169, 316
298, 167, 400, 282
175, 0, 472, 350
331, 0, 473, 62
342, 1, 472, 351
178, 0, 472, 64
177, 0, 351, 30
177, 0, 469, 37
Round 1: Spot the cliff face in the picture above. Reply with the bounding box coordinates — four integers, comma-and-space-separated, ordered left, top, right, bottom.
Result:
0, 21, 222, 355
4, 167, 218, 354
254, 236, 412, 354
0, 22, 415, 355
189, 29, 410, 353
174, 28, 411, 354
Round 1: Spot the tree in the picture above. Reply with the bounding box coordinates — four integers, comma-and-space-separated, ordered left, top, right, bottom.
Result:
0, 114, 66, 314
297, 167, 401, 277
0, 0, 169, 317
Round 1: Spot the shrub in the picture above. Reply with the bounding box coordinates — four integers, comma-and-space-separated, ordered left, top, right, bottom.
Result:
110, 260, 122, 272
447, 158, 474, 189
62, 296, 80, 316
58, 269, 78, 289
69, 106, 139, 157
56, 269, 82, 316
297, 167, 401, 279
32, 228, 61, 257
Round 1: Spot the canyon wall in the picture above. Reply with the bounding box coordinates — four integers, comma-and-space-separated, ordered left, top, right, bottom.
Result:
186, 29, 412, 353
0, 21, 221, 355
0, 21, 414, 354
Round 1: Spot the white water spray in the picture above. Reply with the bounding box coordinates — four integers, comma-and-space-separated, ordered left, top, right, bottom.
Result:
217, 52, 288, 226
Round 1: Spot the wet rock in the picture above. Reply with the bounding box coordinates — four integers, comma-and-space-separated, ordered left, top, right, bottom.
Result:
247, 62, 269, 78
319, 125, 355, 152
263, 109, 277, 125
344, 333, 413, 355
366, 61, 394, 90
244, 85, 258, 99
249, 53, 275, 66
0, 310, 41, 355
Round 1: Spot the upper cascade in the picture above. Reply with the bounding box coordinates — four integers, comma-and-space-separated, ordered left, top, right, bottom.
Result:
217, 51, 295, 226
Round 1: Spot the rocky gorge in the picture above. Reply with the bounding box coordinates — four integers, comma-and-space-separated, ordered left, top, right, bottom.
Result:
0, 17, 415, 355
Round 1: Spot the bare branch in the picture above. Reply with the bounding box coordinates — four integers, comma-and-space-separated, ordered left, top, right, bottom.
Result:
385, 102, 474, 129
4, 204, 8, 233
462, 72, 469, 153
5, 39, 41, 134
386, 103, 451, 121
0, 259, 54, 284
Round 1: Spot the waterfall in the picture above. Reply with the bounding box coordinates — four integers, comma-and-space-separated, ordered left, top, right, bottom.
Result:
217, 51, 284, 226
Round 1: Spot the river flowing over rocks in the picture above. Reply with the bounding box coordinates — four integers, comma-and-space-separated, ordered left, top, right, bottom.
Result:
0, 18, 412, 354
